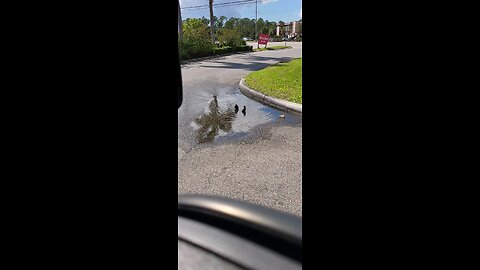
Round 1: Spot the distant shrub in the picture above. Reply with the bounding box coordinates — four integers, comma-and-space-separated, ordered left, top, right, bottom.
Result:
213, 46, 233, 55
212, 45, 252, 55
271, 35, 282, 42
237, 45, 253, 52
217, 29, 245, 48
179, 43, 252, 61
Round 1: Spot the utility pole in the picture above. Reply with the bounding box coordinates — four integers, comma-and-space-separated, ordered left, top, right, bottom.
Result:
209, 0, 215, 44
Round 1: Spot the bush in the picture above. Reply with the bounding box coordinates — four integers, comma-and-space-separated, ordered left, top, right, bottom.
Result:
180, 44, 252, 61
213, 45, 252, 55
178, 40, 190, 59
237, 45, 253, 52
183, 38, 212, 58
212, 46, 232, 55
181, 18, 214, 58
271, 35, 282, 42
217, 29, 245, 48
178, 19, 254, 60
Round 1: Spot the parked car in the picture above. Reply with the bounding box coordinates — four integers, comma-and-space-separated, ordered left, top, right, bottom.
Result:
243, 37, 253, 41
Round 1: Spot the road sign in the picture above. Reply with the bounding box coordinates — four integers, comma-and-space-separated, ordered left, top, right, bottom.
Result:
258, 34, 270, 45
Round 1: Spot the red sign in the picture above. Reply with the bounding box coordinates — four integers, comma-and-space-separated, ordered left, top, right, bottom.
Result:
258, 34, 270, 45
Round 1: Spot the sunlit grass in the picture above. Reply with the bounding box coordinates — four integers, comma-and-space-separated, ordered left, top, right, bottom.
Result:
253, 46, 292, 52
245, 58, 302, 104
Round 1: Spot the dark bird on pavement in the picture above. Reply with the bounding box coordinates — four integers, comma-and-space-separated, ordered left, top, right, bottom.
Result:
234, 104, 239, 113
241, 106, 246, 116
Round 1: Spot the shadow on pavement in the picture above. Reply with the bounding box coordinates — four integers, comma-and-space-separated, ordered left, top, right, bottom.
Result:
198, 56, 295, 71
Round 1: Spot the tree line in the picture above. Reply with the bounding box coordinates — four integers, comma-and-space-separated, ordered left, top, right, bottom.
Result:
184, 15, 281, 39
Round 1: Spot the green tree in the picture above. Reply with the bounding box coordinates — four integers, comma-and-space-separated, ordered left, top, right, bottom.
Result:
278, 21, 285, 36
183, 18, 208, 36
236, 18, 254, 38
257, 18, 265, 35
195, 96, 236, 143
224, 17, 237, 29
201, 16, 210, 26
264, 20, 276, 36
217, 15, 227, 28
217, 28, 244, 47
181, 18, 213, 58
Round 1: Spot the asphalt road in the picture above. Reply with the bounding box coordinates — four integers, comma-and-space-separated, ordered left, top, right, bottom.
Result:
178, 42, 302, 216
246, 41, 302, 49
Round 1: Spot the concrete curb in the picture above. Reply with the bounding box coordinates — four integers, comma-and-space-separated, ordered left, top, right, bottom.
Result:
239, 78, 302, 115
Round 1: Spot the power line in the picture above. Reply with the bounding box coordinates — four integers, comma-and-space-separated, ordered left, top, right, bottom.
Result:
181, 0, 264, 11
181, 0, 255, 10
181, 0, 256, 8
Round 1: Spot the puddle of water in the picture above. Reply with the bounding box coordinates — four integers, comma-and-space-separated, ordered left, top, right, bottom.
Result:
191, 90, 301, 144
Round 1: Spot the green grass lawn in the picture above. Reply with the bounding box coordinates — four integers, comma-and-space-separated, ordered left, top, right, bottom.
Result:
245, 58, 302, 104
253, 46, 292, 52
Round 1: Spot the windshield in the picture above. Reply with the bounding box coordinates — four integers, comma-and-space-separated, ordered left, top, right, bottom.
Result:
178, 0, 302, 217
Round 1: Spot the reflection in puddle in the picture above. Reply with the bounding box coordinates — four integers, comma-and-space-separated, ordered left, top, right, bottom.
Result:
195, 96, 236, 143
191, 91, 301, 145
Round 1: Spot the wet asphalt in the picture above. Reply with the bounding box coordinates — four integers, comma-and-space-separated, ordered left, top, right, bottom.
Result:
178, 42, 302, 216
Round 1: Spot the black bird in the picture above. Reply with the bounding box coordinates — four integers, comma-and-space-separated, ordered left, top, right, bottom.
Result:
241, 106, 246, 116
234, 104, 239, 113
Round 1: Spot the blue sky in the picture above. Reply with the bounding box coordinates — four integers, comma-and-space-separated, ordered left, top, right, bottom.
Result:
179, 0, 302, 23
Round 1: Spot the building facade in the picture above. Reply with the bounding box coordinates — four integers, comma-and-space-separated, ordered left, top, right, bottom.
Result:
276, 21, 302, 39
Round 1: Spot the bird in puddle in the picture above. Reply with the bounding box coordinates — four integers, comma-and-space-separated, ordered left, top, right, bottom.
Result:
241, 106, 246, 116
234, 104, 239, 113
